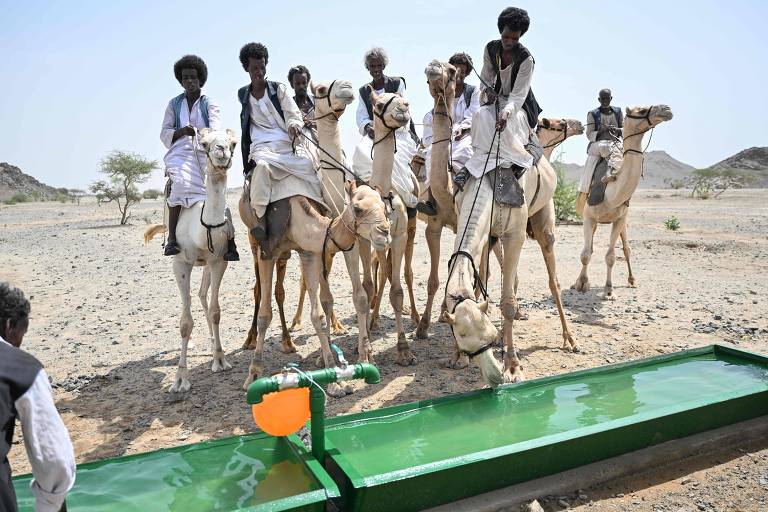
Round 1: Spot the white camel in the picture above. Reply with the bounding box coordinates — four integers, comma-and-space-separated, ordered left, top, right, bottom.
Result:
572, 105, 673, 299
144, 128, 238, 393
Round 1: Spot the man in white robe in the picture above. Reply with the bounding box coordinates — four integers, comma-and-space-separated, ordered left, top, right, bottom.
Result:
237, 43, 325, 241
576, 88, 624, 214
416, 52, 480, 216
351, 47, 419, 214
458, 7, 542, 190
160, 54, 239, 259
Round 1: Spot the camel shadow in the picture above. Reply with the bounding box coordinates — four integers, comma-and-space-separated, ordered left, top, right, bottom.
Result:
560, 288, 618, 330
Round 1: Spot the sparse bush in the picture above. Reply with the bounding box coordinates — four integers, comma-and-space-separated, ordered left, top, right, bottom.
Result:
90, 150, 158, 225
69, 189, 87, 205
688, 167, 754, 199
4, 193, 31, 205
551, 152, 579, 222
664, 216, 680, 231
142, 188, 162, 200
669, 179, 685, 190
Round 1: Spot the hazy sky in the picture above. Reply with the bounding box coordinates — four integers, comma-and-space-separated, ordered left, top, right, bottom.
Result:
1, 0, 765, 190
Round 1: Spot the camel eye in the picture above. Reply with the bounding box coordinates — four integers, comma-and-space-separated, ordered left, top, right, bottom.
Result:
353, 204, 363, 216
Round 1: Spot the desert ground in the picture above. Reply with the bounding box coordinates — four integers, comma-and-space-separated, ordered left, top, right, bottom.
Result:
1, 188, 767, 511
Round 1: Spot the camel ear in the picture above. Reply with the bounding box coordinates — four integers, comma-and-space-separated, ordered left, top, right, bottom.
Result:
345, 179, 358, 196
198, 128, 211, 149
625, 107, 632, 115
309, 81, 317, 96
540, 118, 550, 129
440, 311, 456, 325
447, 64, 457, 81
226, 128, 238, 148
370, 90, 380, 105
478, 300, 489, 313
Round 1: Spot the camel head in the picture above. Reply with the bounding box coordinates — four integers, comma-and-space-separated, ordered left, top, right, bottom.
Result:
537, 118, 584, 150
345, 180, 391, 251
442, 299, 504, 387
370, 91, 411, 130
623, 105, 674, 137
310, 79, 355, 121
198, 128, 237, 174
424, 60, 457, 100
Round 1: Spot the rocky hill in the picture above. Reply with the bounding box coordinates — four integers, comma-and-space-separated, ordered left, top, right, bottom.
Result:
559, 150, 695, 189
0, 162, 61, 202
710, 147, 768, 187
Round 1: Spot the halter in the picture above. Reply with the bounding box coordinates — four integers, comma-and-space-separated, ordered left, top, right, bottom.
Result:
370, 95, 402, 159
623, 108, 656, 156
447, 295, 496, 359
312, 80, 346, 122
199, 202, 227, 254
321, 210, 356, 279
539, 121, 569, 149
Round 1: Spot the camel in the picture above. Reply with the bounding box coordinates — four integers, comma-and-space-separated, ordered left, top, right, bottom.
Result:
364, 91, 419, 366
413, 60, 460, 340
143, 128, 237, 393
572, 104, 673, 299
243, 180, 391, 396
442, 107, 581, 384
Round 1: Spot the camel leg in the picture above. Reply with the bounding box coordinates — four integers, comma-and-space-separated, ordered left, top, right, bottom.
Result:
501, 228, 526, 383
604, 217, 626, 300
358, 239, 375, 304
389, 234, 416, 366
415, 219, 442, 339
369, 250, 388, 332
206, 259, 232, 372
242, 235, 261, 349
572, 217, 597, 293
370, 251, 380, 309
530, 204, 577, 351
620, 225, 636, 288
198, 266, 213, 340
323, 255, 347, 335
343, 247, 374, 363
243, 257, 275, 390
274, 255, 294, 350
477, 242, 489, 300
301, 251, 349, 397
290, 273, 306, 331
404, 215, 420, 324
319, 268, 334, 343
170, 258, 194, 393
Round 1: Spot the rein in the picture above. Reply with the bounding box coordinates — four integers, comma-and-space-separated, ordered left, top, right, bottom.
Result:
199, 202, 227, 254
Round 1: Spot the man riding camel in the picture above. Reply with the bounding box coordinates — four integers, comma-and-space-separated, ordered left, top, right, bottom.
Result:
238, 43, 324, 241
577, 88, 624, 215
160, 54, 239, 260
455, 6, 542, 189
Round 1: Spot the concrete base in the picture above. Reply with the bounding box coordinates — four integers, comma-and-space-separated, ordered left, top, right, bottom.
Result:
425, 415, 768, 512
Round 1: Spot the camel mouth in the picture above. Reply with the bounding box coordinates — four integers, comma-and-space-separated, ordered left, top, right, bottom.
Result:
655, 110, 674, 122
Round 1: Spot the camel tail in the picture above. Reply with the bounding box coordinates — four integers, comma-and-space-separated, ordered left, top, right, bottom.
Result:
143, 224, 167, 245
526, 220, 536, 240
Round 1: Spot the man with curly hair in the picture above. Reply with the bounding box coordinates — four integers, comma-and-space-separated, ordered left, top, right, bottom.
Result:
417, 52, 481, 216
288, 65, 318, 143
238, 43, 324, 241
160, 54, 239, 260
1, 283, 75, 512
351, 47, 420, 215
458, 7, 543, 186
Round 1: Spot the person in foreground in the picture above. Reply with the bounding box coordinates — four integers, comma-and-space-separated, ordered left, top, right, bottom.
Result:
1, 282, 75, 512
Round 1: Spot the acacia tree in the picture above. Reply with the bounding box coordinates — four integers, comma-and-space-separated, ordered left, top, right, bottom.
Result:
68, 188, 87, 206
688, 167, 754, 199
90, 151, 158, 224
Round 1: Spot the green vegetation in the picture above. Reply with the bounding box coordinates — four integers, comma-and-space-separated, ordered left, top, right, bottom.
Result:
90, 151, 158, 224
664, 216, 681, 231
551, 152, 579, 223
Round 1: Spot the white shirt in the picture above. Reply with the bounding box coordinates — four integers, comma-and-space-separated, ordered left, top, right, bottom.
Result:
421, 85, 481, 146
0, 336, 75, 512
479, 45, 534, 120
355, 79, 407, 135
159, 95, 222, 150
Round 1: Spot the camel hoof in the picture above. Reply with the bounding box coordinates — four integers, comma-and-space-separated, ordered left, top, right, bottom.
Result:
331, 323, 348, 336
169, 377, 191, 394
414, 318, 429, 339
514, 309, 529, 321
327, 383, 347, 398
211, 357, 232, 373
571, 279, 590, 293
289, 320, 302, 332
628, 277, 637, 288
242, 333, 257, 350
503, 368, 525, 383
281, 341, 297, 354
442, 356, 469, 370
396, 350, 417, 366
410, 311, 421, 326
401, 306, 411, 316
603, 289, 615, 301
369, 317, 380, 332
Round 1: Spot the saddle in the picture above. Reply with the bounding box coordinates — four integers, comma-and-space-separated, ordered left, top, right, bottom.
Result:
485, 165, 527, 208
588, 158, 609, 206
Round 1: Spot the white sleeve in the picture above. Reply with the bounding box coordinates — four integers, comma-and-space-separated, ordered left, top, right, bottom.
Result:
160, 101, 176, 149
206, 97, 222, 131
479, 46, 495, 99
356, 88, 372, 135
278, 84, 304, 131
503, 56, 533, 117
459, 87, 481, 131
397, 79, 406, 97
16, 369, 76, 512
421, 111, 434, 146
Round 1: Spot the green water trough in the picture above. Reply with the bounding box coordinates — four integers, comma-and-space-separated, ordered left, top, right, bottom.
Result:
13, 345, 768, 511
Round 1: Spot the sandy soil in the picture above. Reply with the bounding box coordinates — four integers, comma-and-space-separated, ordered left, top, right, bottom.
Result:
1, 189, 766, 511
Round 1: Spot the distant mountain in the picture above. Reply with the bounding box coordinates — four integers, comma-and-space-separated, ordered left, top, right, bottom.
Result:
558, 150, 695, 189
0, 162, 61, 202
710, 147, 768, 187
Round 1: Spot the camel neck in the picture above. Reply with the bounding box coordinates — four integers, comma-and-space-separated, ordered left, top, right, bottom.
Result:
316, 117, 346, 216
370, 123, 396, 193
605, 129, 646, 207
202, 167, 228, 224
429, 88, 455, 202
327, 204, 357, 250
